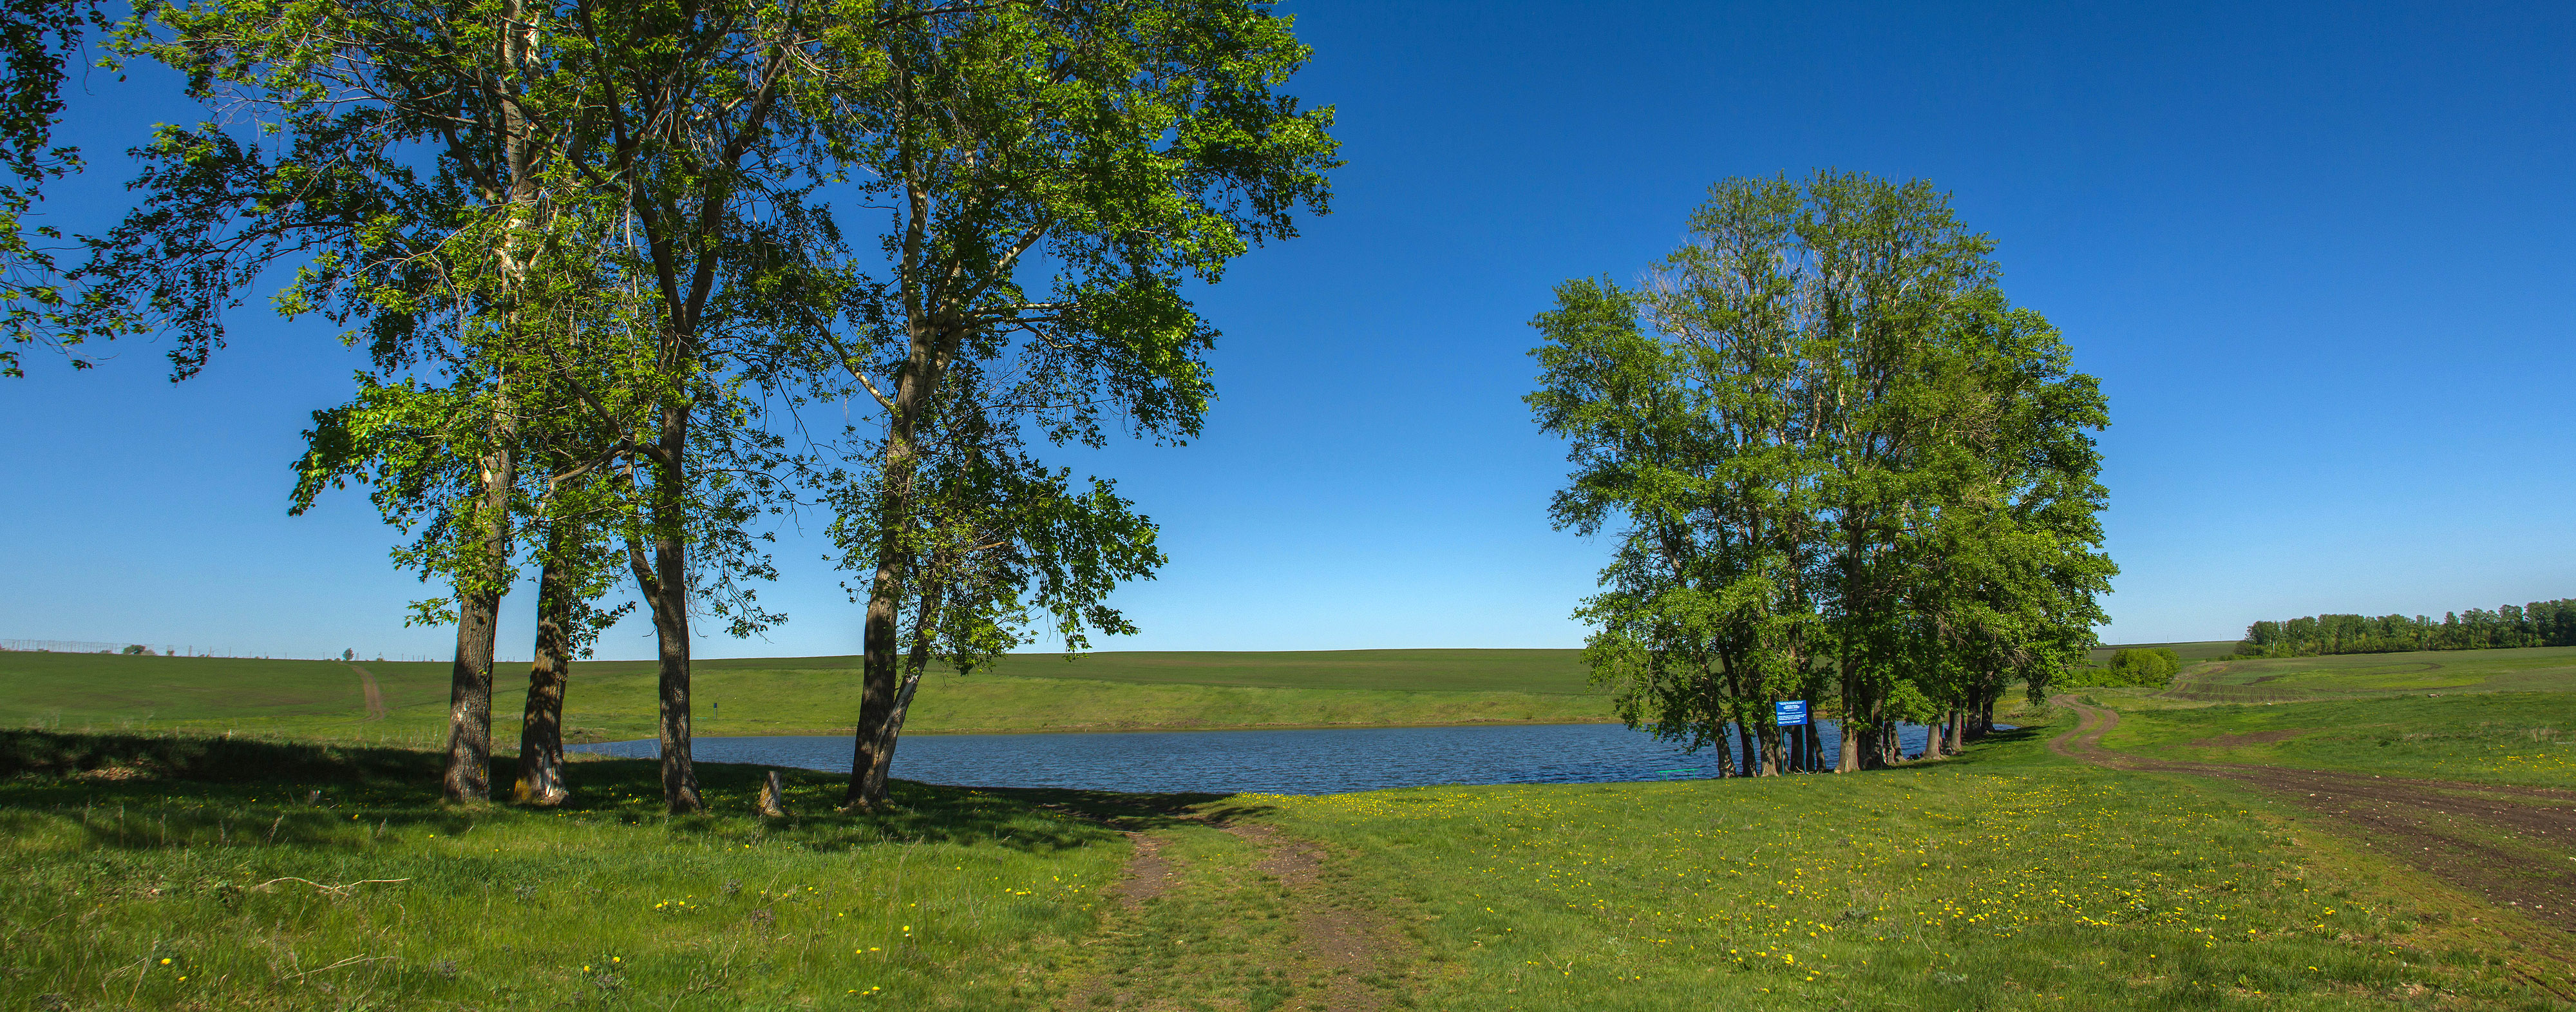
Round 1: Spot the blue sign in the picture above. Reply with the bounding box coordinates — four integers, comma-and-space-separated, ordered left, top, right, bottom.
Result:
1775, 700, 1809, 727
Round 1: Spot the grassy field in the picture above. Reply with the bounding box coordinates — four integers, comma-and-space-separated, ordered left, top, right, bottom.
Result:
0, 730, 1137, 1011
2062, 645, 2576, 790
2085, 640, 2242, 665
0, 649, 1611, 745
5, 700, 2564, 1009
2146, 645, 2576, 705
1254, 729, 2553, 1009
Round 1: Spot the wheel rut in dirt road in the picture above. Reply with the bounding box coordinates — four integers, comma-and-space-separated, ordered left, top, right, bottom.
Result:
1064, 810, 1417, 1011
2052, 695, 2576, 993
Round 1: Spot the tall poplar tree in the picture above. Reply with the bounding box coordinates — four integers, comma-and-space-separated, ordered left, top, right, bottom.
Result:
94, 1, 811, 808
812, 0, 1338, 810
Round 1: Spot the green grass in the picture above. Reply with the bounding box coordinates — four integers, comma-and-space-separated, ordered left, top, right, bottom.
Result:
2088, 641, 2244, 665
2078, 690, 2576, 790
0, 650, 1612, 745
2153, 645, 2576, 705
3, 700, 2564, 1008
0, 729, 1153, 1011
1249, 708, 2559, 1010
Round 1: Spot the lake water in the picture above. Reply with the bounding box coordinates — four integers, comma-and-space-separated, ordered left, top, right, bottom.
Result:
574, 720, 1960, 796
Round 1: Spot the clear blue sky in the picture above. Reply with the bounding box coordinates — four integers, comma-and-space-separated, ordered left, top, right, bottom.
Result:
4, 1, 2570, 661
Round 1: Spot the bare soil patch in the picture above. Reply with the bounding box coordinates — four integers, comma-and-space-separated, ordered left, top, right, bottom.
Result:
1107, 831, 1179, 906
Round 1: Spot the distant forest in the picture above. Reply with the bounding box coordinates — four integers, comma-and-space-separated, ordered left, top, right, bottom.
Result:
2238, 600, 2576, 658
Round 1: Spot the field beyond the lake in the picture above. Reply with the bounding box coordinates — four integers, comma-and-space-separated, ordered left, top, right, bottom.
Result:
0, 648, 1615, 745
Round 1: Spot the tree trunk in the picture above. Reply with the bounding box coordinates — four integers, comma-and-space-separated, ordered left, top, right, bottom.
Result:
1948, 707, 1966, 754
459, 5, 537, 808
1836, 667, 1862, 773
854, 580, 946, 805
513, 529, 574, 806
630, 401, 701, 814
445, 580, 501, 803
1803, 718, 1823, 772
443, 400, 515, 805
1737, 719, 1759, 778
846, 312, 950, 810
1922, 713, 1944, 761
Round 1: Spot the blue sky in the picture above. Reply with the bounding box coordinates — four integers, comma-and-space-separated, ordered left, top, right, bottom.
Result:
3, 1, 2570, 661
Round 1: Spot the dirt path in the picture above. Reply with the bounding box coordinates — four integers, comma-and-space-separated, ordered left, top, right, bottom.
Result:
345, 664, 388, 721
2052, 696, 2576, 993
1065, 813, 1414, 1010
1218, 822, 1399, 1012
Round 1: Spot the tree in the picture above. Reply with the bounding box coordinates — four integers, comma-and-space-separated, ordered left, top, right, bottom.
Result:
106, 0, 811, 810
0, 0, 92, 377
812, 0, 1338, 809
1530, 171, 2110, 774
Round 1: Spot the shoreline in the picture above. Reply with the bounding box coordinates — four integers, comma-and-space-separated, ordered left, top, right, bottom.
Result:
569, 714, 1627, 746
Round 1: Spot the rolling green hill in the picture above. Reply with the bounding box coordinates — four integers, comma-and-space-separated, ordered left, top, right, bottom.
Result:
0, 649, 1610, 743
2141, 644, 2576, 705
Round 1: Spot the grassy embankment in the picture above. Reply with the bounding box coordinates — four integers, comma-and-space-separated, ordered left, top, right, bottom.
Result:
0, 649, 1611, 744
8, 672, 2572, 1007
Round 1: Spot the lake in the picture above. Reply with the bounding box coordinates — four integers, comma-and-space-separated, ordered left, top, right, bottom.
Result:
574, 720, 1960, 796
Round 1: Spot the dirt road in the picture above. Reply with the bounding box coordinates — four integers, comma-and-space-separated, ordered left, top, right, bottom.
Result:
1052, 799, 1414, 1010
2052, 695, 2576, 991
345, 663, 388, 721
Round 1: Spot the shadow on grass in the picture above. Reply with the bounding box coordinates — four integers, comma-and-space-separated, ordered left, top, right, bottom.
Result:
0, 729, 1267, 857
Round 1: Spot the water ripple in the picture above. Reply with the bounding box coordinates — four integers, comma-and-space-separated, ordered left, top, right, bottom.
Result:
574, 720, 1979, 796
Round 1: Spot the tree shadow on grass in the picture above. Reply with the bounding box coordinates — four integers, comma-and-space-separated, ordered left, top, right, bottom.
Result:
0, 729, 1261, 857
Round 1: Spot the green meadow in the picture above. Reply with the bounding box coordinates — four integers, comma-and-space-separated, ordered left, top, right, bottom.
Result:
0, 649, 1610, 745
2063, 645, 2576, 790
2146, 645, 2576, 705
4, 698, 2567, 1009
6, 644, 2575, 1008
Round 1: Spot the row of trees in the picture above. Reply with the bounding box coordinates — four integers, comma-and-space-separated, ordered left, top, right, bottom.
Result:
5, 0, 1337, 812
2239, 600, 2576, 658
2058, 646, 2178, 689
1528, 171, 2115, 775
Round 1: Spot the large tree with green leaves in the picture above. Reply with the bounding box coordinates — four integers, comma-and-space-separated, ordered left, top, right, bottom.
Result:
808, 0, 1338, 809
1531, 171, 2110, 774
95, 0, 811, 809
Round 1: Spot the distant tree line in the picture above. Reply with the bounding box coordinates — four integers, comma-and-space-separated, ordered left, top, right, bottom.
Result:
1528, 171, 2115, 776
2238, 600, 2576, 658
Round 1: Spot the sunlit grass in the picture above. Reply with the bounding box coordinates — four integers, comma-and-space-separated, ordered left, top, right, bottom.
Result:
0, 732, 1128, 1009
2088, 691, 2576, 789
1255, 722, 2559, 1009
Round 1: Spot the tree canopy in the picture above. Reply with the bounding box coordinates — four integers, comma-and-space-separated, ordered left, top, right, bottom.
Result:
1530, 170, 2112, 774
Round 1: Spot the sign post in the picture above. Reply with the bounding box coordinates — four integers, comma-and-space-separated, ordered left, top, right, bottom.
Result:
1774, 700, 1810, 774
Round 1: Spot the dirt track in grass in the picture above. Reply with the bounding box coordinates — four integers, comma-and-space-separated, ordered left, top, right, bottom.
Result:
1022, 791, 1416, 1010
345, 663, 388, 720
2052, 696, 2576, 995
